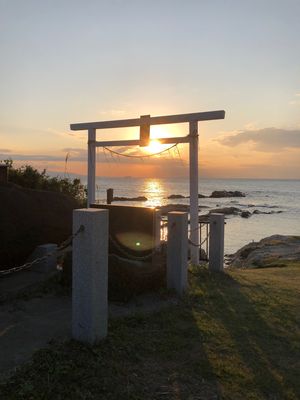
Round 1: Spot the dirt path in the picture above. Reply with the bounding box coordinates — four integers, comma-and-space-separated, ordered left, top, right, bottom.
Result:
0, 292, 177, 379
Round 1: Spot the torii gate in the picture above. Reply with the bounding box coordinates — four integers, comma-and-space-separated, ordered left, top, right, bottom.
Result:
70, 110, 225, 264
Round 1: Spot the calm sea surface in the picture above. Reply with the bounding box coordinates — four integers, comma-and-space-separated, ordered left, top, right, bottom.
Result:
92, 177, 300, 254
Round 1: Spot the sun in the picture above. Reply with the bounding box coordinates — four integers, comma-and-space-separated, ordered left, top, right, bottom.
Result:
143, 139, 166, 154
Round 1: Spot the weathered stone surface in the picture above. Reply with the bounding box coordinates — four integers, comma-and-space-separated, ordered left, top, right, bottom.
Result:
0, 183, 77, 269
210, 190, 245, 198
227, 235, 300, 268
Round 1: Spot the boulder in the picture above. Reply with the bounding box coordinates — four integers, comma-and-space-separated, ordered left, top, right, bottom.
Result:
210, 190, 245, 198
227, 235, 300, 268
0, 183, 77, 269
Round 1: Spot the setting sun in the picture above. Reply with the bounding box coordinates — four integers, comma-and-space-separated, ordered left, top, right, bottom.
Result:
143, 139, 165, 154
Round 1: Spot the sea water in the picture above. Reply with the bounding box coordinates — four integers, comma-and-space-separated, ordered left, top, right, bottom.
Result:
93, 177, 300, 254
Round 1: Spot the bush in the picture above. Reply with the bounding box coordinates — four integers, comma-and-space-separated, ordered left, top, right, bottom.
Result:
1, 159, 87, 205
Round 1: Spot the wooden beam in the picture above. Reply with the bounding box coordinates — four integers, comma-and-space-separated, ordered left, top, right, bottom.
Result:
70, 110, 225, 131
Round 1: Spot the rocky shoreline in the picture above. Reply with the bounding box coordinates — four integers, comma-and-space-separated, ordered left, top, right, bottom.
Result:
226, 235, 300, 268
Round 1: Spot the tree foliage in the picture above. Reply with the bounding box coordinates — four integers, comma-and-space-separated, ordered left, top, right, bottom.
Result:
1, 159, 87, 204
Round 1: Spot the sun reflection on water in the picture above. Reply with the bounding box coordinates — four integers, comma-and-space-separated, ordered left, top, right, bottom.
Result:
142, 179, 165, 208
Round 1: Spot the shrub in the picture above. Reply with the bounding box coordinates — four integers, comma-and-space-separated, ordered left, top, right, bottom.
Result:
1, 159, 87, 204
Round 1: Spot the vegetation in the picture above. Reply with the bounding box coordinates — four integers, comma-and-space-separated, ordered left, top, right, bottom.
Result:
1, 159, 86, 204
0, 263, 299, 399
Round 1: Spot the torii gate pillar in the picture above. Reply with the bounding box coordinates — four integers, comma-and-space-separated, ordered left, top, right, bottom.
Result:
88, 128, 96, 205
189, 121, 199, 265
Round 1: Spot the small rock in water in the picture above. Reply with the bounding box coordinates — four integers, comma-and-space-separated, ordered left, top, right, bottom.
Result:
241, 211, 251, 218
113, 196, 147, 201
210, 190, 245, 198
209, 207, 240, 215
167, 194, 186, 199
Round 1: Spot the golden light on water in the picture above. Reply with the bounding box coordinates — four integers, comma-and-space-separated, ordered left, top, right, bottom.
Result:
143, 179, 164, 208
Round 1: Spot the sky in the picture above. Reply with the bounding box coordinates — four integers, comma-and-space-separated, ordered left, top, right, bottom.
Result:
0, 0, 300, 179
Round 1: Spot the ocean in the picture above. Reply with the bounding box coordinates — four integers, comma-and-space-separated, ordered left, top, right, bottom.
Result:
92, 177, 300, 254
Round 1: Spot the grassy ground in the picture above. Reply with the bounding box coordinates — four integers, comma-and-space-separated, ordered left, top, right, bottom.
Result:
0, 263, 299, 400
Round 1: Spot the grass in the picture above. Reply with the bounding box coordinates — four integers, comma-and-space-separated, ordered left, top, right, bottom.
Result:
0, 263, 299, 399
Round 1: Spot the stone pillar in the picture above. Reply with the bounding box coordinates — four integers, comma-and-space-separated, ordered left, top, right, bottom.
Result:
167, 211, 188, 295
209, 213, 224, 272
72, 208, 109, 344
0, 165, 8, 184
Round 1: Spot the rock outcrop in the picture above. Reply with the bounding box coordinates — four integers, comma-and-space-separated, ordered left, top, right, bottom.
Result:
227, 235, 300, 268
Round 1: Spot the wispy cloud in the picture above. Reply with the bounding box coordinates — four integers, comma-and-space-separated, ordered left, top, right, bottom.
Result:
216, 127, 300, 152
289, 93, 300, 106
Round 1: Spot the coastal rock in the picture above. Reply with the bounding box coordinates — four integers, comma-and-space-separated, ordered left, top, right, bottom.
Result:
253, 209, 283, 215
210, 190, 245, 198
167, 194, 186, 199
181, 194, 207, 198
113, 196, 147, 202
227, 235, 300, 268
241, 211, 251, 218
209, 207, 241, 215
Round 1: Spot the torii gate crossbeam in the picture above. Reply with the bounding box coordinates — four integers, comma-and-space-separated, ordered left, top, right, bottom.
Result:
70, 110, 225, 264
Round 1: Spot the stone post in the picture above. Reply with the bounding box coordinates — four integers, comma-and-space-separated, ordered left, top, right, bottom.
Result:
167, 211, 188, 295
209, 213, 224, 272
72, 208, 109, 344
106, 188, 114, 204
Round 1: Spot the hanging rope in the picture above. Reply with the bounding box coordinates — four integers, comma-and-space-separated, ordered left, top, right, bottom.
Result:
102, 143, 179, 159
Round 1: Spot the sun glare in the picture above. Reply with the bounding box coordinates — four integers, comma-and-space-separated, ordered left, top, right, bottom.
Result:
144, 139, 165, 154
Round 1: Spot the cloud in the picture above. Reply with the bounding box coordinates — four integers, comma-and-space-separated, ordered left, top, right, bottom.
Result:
0, 149, 11, 153
289, 93, 300, 106
216, 128, 300, 152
